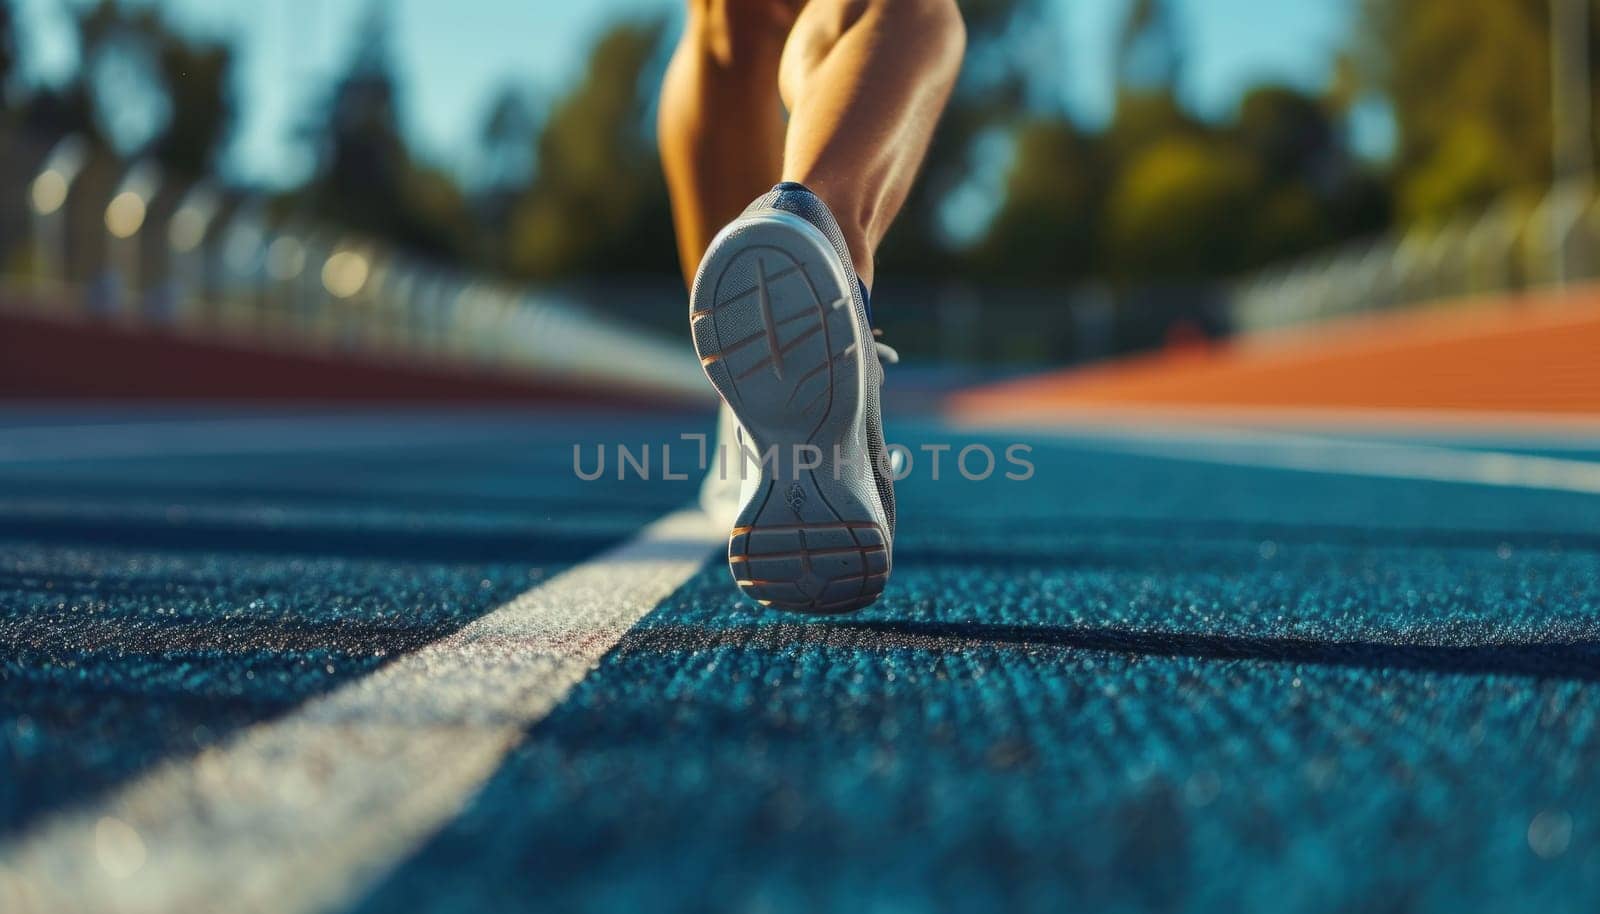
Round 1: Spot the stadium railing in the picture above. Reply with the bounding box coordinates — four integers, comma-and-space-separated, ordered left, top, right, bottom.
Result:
2, 135, 709, 402
1230, 179, 1600, 333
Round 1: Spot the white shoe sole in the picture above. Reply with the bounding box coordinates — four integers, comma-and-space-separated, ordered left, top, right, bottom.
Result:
690, 212, 890, 614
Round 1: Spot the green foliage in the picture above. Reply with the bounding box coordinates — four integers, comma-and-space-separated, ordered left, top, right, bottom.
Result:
977, 79, 1385, 282
969, 0, 1383, 283
1107, 135, 1258, 278
1105, 89, 1203, 163
1364, 0, 1554, 223
1237, 87, 1333, 183
1233, 84, 1389, 261
971, 119, 1104, 280
297, 4, 468, 258
501, 20, 675, 280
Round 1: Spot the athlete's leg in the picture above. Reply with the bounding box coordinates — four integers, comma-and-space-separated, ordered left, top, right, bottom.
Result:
778, 0, 965, 290
679, 0, 964, 613
658, 0, 799, 286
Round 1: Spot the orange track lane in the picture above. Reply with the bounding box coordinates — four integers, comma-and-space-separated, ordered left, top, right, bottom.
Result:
948, 285, 1600, 429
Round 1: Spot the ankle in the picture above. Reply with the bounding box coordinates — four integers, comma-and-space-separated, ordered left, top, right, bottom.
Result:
777, 178, 876, 290
850, 244, 874, 292
826, 203, 875, 291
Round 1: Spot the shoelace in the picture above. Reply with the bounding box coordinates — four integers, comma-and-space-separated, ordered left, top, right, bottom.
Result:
872, 329, 899, 365
828, 297, 902, 478
832, 297, 899, 365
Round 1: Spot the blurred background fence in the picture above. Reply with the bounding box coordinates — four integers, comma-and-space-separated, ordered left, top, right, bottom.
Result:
0, 131, 706, 401
1233, 179, 1600, 333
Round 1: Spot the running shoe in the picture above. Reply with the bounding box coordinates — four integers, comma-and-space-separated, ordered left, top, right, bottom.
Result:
689, 182, 896, 614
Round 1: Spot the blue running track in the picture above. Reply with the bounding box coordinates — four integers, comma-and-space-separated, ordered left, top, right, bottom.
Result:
2, 408, 1599, 913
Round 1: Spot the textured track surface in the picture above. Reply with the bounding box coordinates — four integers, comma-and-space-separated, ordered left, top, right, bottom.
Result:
0, 410, 698, 839
4, 408, 1600, 912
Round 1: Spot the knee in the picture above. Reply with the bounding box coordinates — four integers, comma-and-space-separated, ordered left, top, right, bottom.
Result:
683, 0, 800, 70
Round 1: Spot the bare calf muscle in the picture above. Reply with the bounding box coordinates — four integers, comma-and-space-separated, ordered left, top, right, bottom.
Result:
661, 0, 965, 288
777, 0, 965, 289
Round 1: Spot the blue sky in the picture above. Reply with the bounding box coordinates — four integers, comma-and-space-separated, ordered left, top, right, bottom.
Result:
15, 0, 1379, 188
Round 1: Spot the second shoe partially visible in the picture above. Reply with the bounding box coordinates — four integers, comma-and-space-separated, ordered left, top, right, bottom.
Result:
690, 183, 895, 614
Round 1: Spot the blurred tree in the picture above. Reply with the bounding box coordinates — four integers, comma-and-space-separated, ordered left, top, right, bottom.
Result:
503, 19, 675, 279
1099, 0, 1242, 279
480, 86, 539, 194
977, 0, 1387, 285
151, 26, 232, 176
1105, 89, 1202, 164
1233, 85, 1389, 263
298, 2, 468, 257
471, 85, 540, 270
874, 0, 1055, 278
0, 0, 15, 106
1099, 85, 1389, 279
1107, 0, 1193, 158
1106, 136, 1257, 278
0, 0, 93, 142
1362, 0, 1553, 223
1238, 87, 1336, 185
16, 84, 97, 144
71, 1, 235, 174
1117, 0, 1184, 92
970, 118, 1104, 280
77, 2, 173, 155
975, 0, 1206, 283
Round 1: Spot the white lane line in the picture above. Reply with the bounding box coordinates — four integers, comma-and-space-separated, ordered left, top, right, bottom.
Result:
1001, 423, 1600, 496
0, 508, 723, 914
